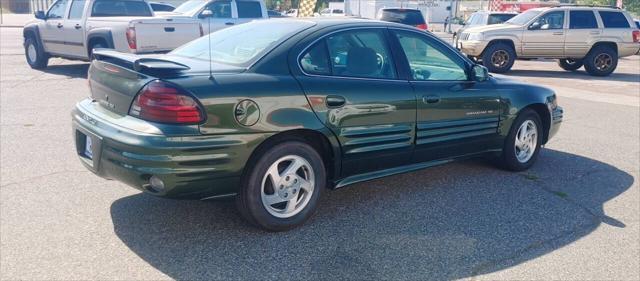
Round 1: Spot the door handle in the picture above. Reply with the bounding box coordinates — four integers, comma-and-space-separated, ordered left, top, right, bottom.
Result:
552, 32, 563, 35
74, 24, 81, 29
225, 22, 234, 25
326, 95, 346, 107
422, 95, 440, 104
57, 23, 63, 28
164, 27, 175, 32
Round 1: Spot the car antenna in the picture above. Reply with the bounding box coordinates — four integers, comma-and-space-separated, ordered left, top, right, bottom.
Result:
202, 9, 214, 80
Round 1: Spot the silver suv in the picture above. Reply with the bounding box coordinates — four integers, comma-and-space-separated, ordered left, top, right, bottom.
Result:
457, 6, 640, 76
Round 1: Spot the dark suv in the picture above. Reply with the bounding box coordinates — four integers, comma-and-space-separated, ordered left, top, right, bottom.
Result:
378, 8, 428, 30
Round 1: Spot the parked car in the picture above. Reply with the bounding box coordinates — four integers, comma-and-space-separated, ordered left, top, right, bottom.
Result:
377, 8, 428, 30
23, 0, 202, 69
453, 11, 517, 45
457, 6, 640, 76
157, 0, 267, 34
316, 8, 344, 17
267, 9, 284, 18
284, 8, 298, 17
149, 1, 175, 12
73, 19, 563, 231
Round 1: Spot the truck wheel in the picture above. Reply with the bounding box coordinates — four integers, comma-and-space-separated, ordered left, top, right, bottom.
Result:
24, 37, 49, 69
558, 59, 583, 71
236, 140, 325, 231
481, 42, 516, 73
89, 42, 106, 60
497, 109, 543, 171
584, 45, 618, 76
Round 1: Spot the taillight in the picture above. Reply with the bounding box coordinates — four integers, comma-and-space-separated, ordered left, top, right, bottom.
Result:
129, 80, 204, 124
199, 24, 204, 37
633, 30, 639, 43
416, 23, 428, 30
126, 26, 137, 50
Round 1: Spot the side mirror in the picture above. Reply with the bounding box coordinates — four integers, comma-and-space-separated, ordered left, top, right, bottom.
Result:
472, 64, 489, 82
528, 22, 541, 30
34, 11, 46, 20
199, 9, 213, 18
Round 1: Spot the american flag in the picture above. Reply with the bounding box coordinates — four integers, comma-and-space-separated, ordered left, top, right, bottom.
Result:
489, 0, 503, 11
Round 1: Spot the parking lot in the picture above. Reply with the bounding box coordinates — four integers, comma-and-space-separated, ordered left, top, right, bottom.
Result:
1, 25, 639, 280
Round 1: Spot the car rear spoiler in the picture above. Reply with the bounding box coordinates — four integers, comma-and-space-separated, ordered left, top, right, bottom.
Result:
92, 49, 190, 75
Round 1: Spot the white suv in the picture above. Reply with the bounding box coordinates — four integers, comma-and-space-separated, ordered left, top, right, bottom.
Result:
457, 6, 640, 76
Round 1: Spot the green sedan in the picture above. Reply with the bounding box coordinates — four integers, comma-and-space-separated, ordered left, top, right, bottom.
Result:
73, 18, 563, 231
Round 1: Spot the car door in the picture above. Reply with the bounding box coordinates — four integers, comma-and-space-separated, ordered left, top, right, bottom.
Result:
62, 0, 88, 58
522, 10, 567, 57
389, 29, 503, 162
235, 0, 265, 24
565, 10, 601, 58
41, 0, 70, 54
199, 0, 234, 34
294, 28, 416, 177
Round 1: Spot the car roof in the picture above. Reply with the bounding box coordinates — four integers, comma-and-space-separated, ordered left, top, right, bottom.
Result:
534, 6, 626, 12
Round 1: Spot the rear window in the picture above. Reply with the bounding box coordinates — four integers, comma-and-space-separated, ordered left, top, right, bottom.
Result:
237, 1, 262, 18
150, 3, 174, 12
487, 14, 515, 25
599, 11, 630, 28
570, 11, 598, 29
379, 9, 425, 25
171, 21, 313, 67
91, 0, 152, 17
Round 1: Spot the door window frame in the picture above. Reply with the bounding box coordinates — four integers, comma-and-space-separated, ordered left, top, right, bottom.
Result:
296, 27, 404, 82
388, 28, 474, 82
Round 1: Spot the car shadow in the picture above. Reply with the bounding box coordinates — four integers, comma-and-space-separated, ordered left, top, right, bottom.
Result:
110, 149, 633, 280
41, 63, 89, 79
503, 68, 640, 83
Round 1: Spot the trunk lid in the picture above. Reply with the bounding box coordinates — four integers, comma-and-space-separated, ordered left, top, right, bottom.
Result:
130, 17, 202, 52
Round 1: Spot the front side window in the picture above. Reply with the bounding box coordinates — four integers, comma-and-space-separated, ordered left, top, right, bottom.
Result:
599, 11, 630, 28
531, 11, 565, 30
68, 0, 86, 19
570, 11, 598, 29
237, 1, 262, 18
488, 14, 515, 25
325, 30, 396, 79
91, 0, 152, 17
172, 21, 313, 67
506, 9, 542, 25
300, 42, 331, 75
394, 31, 467, 81
203, 1, 231, 18
47, 0, 69, 19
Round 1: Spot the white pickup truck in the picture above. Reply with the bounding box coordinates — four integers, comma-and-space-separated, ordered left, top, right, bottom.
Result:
156, 0, 267, 34
23, 0, 203, 69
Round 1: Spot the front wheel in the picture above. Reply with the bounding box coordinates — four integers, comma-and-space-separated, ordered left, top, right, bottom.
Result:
24, 37, 49, 69
558, 59, 583, 71
481, 43, 516, 73
236, 141, 325, 231
497, 109, 543, 171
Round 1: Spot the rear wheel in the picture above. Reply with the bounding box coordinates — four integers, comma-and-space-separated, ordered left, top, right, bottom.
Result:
236, 140, 325, 231
558, 59, 583, 71
584, 45, 618, 76
24, 36, 49, 69
481, 42, 516, 73
88, 42, 106, 60
497, 109, 543, 171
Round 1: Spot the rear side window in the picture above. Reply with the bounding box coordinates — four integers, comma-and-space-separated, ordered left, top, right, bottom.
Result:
68, 0, 86, 19
570, 11, 598, 29
599, 11, 630, 28
237, 1, 262, 18
47, 0, 69, 19
91, 0, 152, 17
379, 9, 425, 25
488, 14, 515, 25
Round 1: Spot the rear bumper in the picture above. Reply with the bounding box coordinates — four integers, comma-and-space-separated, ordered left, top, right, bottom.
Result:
618, 42, 640, 57
72, 99, 268, 199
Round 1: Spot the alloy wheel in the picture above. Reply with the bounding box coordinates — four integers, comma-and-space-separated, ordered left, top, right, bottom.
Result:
491, 50, 510, 68
594, 53, 613, 71
260, 155, 315, 218
514, 120, 538, 163
27, 43, 37, 64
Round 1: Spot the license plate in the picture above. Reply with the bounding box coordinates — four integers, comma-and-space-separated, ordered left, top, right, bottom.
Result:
85, 136, 93, 159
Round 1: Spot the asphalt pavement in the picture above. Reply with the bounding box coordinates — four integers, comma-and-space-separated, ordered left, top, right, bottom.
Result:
1, 27, 639, 280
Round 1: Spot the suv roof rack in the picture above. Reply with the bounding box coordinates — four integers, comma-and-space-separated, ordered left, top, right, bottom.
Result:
551, 4, 621, 9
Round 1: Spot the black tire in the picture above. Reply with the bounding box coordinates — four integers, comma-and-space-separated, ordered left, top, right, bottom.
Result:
557, 59, 584, 71
481, 42, 516, 73
24, 36, 49, 69
583, 45, 618, 76
497, 109, 543, 171
88, 42, 106, 60
236, 140, 325, 231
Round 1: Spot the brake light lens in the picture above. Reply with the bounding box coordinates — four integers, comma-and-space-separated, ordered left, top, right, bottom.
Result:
416, 23, 428, 30
126, 26, 137, 49
129, 80, 204, 124
633, 30, 639, 43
